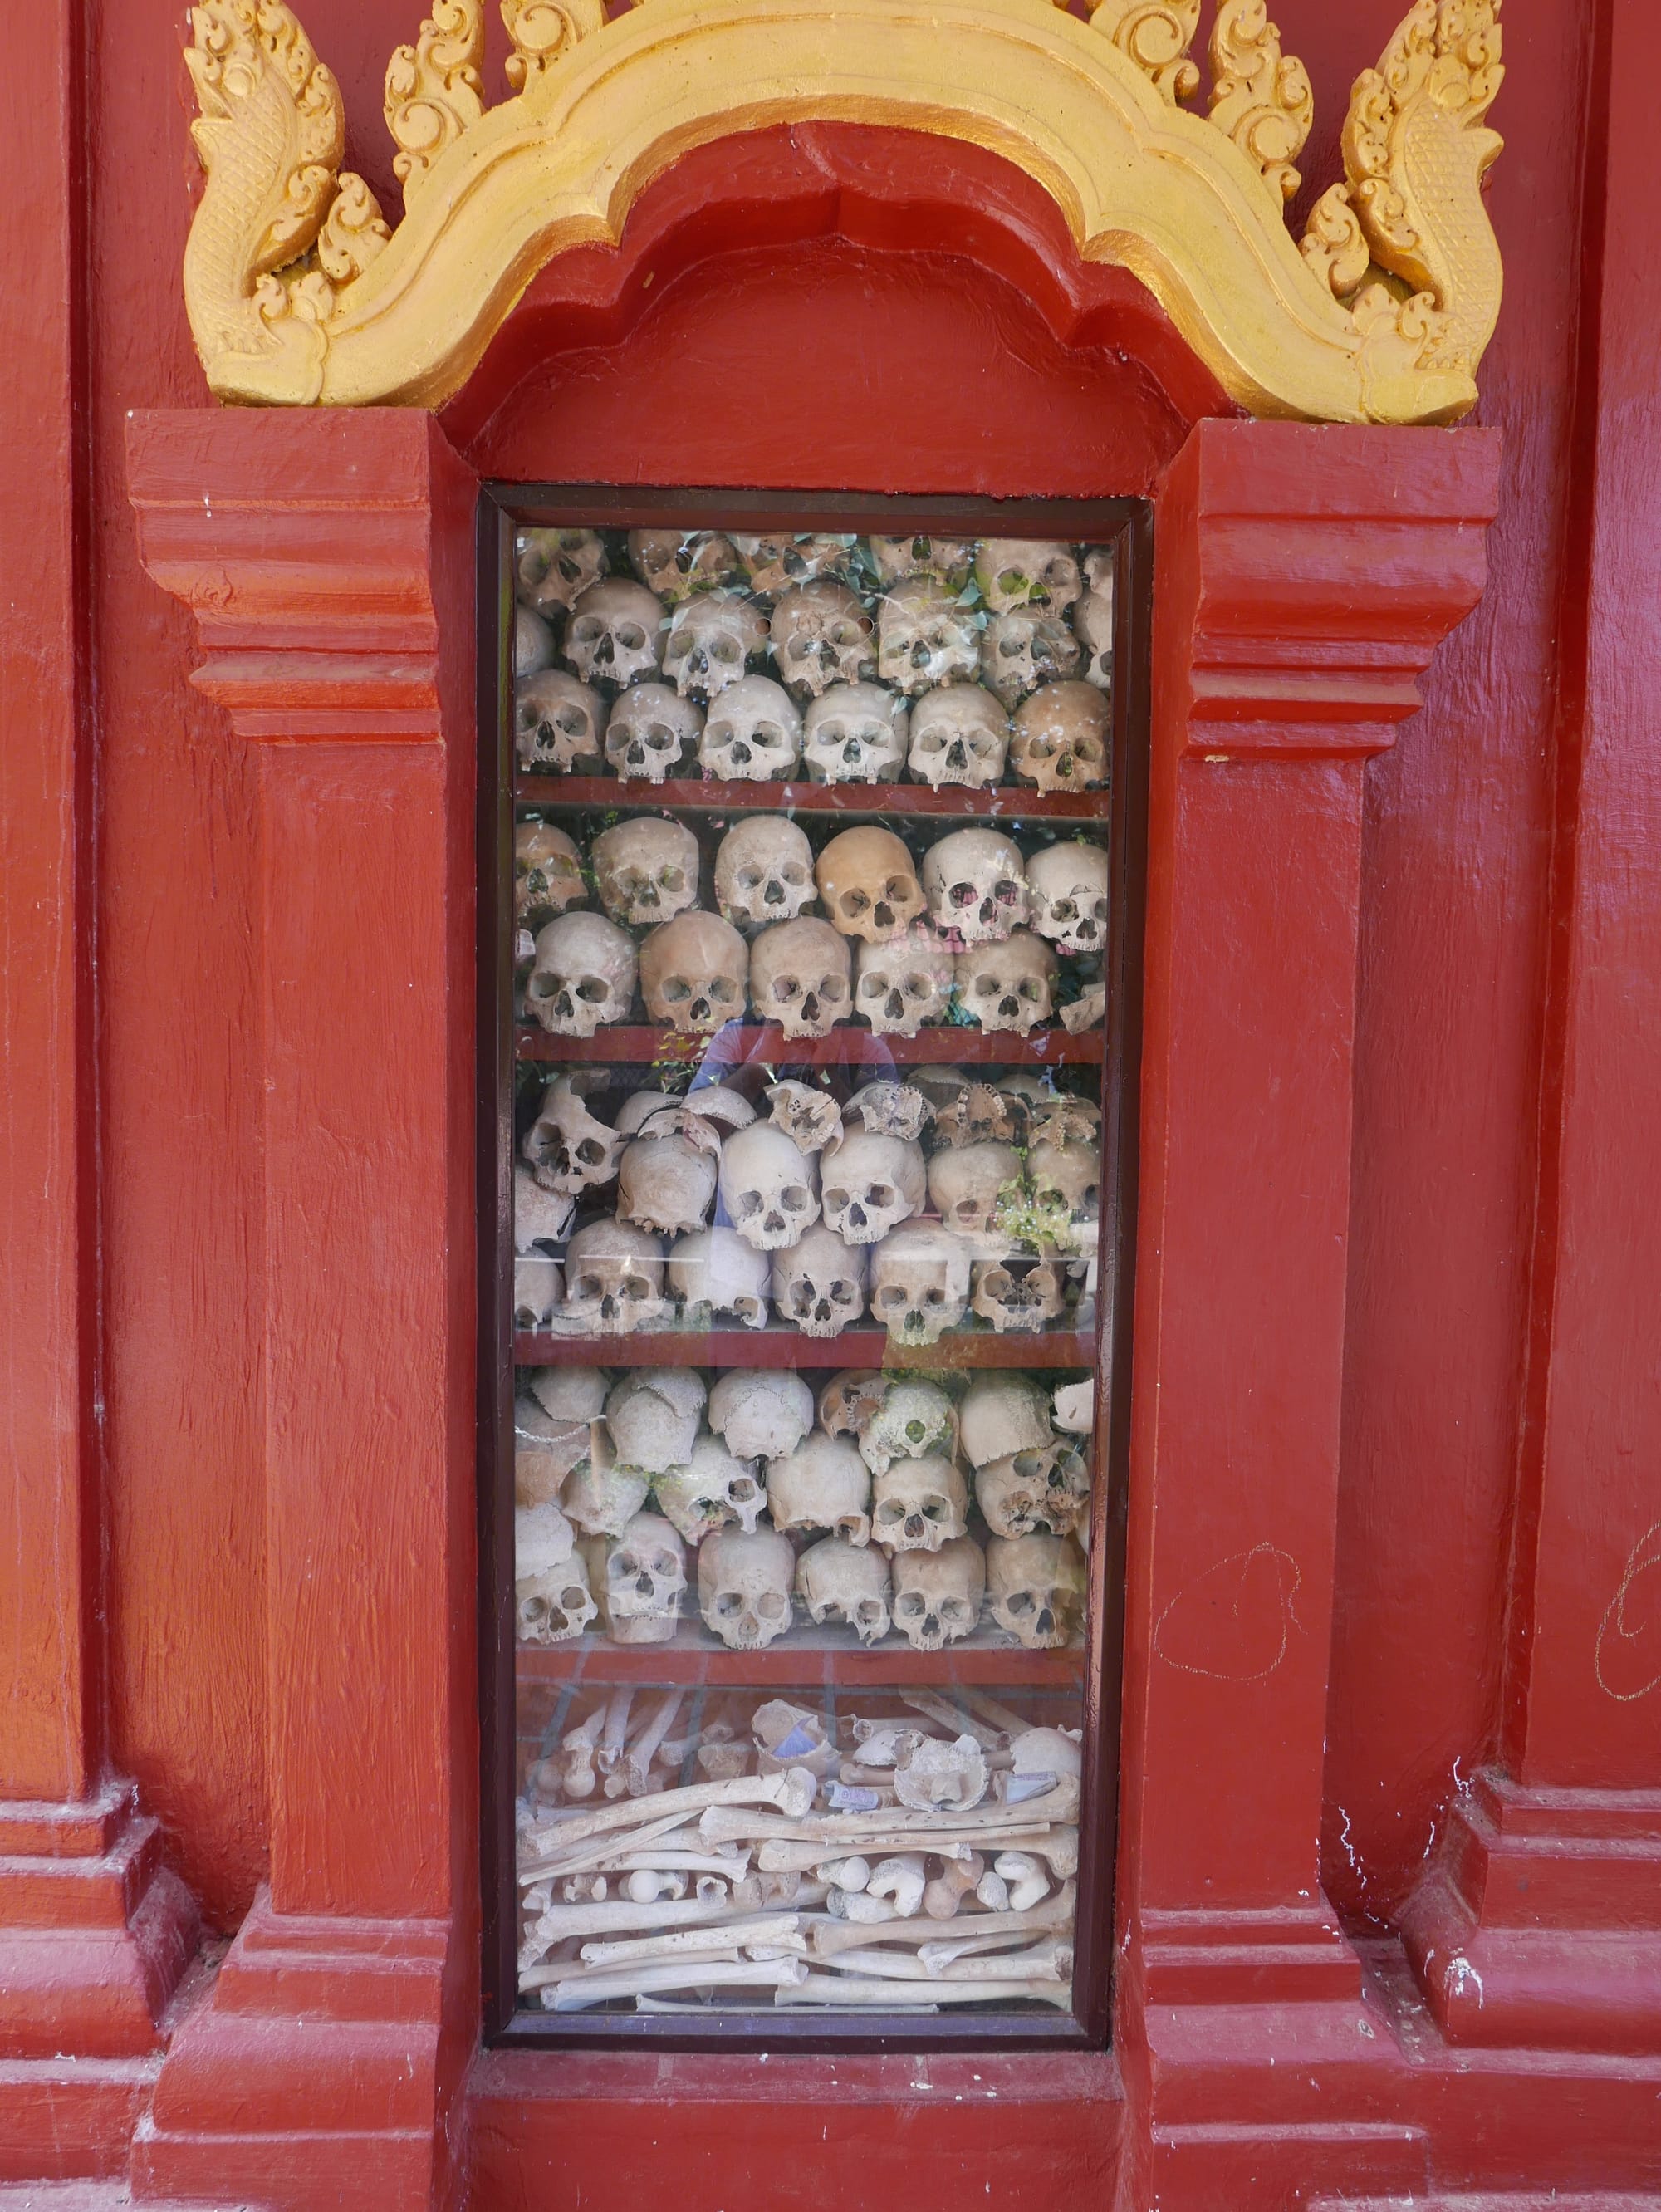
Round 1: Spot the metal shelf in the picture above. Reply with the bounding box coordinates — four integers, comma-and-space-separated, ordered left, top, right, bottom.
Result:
513, 1023, 1104, 1068
513, 1326, 1094, 1370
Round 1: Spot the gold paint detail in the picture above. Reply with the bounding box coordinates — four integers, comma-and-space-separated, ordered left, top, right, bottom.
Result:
1207, 0, 1312, 206
385, 0, 485, 199
503, 0, 607, 92
1087, 0, 1199, 104
178, 0, 1504, 424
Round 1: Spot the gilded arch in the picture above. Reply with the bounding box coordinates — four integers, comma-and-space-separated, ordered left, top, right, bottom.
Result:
183, 0, 1502, 421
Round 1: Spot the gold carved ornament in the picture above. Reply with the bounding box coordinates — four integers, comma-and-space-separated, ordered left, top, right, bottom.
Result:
180, 0, 1502, 422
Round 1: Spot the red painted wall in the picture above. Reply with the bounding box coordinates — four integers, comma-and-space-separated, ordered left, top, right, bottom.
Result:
83, 0, 1589, 1933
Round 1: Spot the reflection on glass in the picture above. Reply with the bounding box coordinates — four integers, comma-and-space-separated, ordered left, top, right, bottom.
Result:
504, 523, 1115, 2022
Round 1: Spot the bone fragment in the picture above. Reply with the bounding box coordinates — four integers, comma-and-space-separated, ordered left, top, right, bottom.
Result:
993, 1851, 1051, 1911
829, 1889, 896, 1925
777, 1973, 1070, 2009
960, 1689, 1031, 1741
610, 1848, 751, 1877
560, 1876, 609, 1904
695, 1876, 728, 1904
825, 1939, 1068, 1984
542, 1956, 808, 2011
866, 1853, 927, 1917
816, 1855, 870, 1892
624, 1868, 688, 1904
580, 1917, 805, 1967
837, 1763, 902, 1794
698, 1741, 752, 1781
558, 1704, 607, 1798
519, 1895, 788, 1955
977, 1871, 1011, 1912
899, 1689, 1003, 1750
522, 1768, 813, 1871
923, 1854, 984, 1920
598, 1688, 635, 1778
697, 1776, 1075, 1849
625, 1689, 687, 1793
521, 1808, 700, 1882
808, 1881, 1075, 1958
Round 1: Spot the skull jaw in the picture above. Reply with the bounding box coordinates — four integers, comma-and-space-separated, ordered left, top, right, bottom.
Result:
605, 1608, 681, 1646
706, 1608, 791, 1651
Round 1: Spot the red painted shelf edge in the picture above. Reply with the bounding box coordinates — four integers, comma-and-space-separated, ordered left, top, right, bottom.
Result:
512, 1024, 1105, 1066
515, 775, 1110, 823
512, 1327, 1094, 1368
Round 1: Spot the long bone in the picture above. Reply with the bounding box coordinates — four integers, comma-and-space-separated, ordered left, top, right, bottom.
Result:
518, 1894, 789, 1955
609, 1849, 752, 1878
808, 1881, 1075, 1958
922, 1854, 984, 1919
623, 1868, 688, 1904
777, 1974, 1070, 2008
960, 1688, 1031, 1740
519, 1808, 702, 1884
697, 1774, 1076, 1849
597, 1688, 635, 1795
754, 1824, 1073, 1874
994, 1850, 1051, 1911
537, 1957, 810, 2010
820, 1939, 1069, 1984
580, 1915, 805, 1967
522, 1768, 813, 1870
625, 1689, 687, 1793
899, 1689, 1004, 1750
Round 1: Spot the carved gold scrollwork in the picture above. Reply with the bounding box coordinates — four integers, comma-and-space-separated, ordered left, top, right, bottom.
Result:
318, 174, 394, 283
1088, 0, 1200, 105
385, 0, 485, 198
1207, 0, 1313, 205
503, 0, 607, 93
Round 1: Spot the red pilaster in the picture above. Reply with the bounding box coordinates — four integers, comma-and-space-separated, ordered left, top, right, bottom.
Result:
1400, 0, 1661, 2054
1116, 419, 1498, 2208
0, 0, 198, 2140
126, 410, 481, 2210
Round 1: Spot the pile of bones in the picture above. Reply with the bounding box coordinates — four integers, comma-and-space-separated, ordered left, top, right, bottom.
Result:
516, 1684, 1084, 2013
513, 807, 1110, 1042
514, 1366, 1095, 1654
512, 1072, 1102, 1342
511, 526, 1115, 794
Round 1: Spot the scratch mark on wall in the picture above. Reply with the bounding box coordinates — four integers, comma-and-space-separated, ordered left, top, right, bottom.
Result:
1153, 1542, 1303, 1682
1594, 1517, 1661, 1701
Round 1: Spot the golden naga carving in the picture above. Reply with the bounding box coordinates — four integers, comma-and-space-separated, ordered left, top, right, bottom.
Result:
179, 0, 1503, 424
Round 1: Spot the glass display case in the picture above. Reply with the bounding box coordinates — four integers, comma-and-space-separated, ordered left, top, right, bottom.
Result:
480, 497, 1144, 2043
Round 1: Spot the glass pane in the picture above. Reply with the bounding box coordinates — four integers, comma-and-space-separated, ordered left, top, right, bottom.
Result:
504, 522, 1115, 2025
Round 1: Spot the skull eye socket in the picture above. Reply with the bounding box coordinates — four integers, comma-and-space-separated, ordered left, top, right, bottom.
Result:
662, 978, 691, 1003
645, 724, 676, 750
714, 1592, 744, 1617
840, 889, 871, 916
873, 1284, 907, 1312
997, 567, 1025, 599
575, 1139, 605, 1165
865, 1184, 895, 1210
659, 867, 684, 893
528, 973, 560, 998
782, 863, 811, 887
615, 624, 647, 651
1051, 898, 1076, 922
573, 1273, 603, 1300
734, 1191, 762, 1218
904, 973, 934, 1000
974, 976, 998, 999
621, 1275, 651, 1300
752, 723, 784, 748
953, 1199, 979, 1223
998, 635, 1025, 660
858, 977, 884, 1001
757, 1592, 787, 1619
771, 976, 801, 1003
713, 638, 741, 664
556, 709, 587, 737
706, 978, 739, 1004
735, 867, 762, 891
995, 880, 1022, 905
884, 877, 913, 905
780, 1185, 809, 1212
825, 1187, 849, 1210
820, 974, 848, 1003
1020, 979, 1044, 1003
571, 619, 601, 646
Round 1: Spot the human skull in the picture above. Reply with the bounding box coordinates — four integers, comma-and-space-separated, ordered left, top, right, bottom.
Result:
653, 1433, 767, 1543
960, 1376, 1056, 1470
971, 1254, 1068, 1333
590, 818, 701, 928
639, 912, 749, 1032
1074, 583, 1115, 691
816, 1370, 887, 1439
515, 822, 587, 924
876, 578, 980, 694
974, 1440, 1089, 1538
525, 914, 637, 1036
603, 682, 703, 782
667, 1226, 771, 1328
921, 829, 1031, 944
562, 1436, 651, 1538
871, 1455, 968, 1552
664, 591, 768, 700
851, 925, 955, 1037
772, 1223, 868, 1337
981, 611, 1081, 709
1026, 1092, 1101, 1150
514, 669, 606, 774
1027, 842, 1110, 954
514, 605, 556, 677
893, 1734, 990, 1812
815, 827, 925, 944
565, 579, 666, 689
906, 685, 1009, 789
559, 1219, 670, 1334
770, 581, 875, 699
700, 675, 803, 780
517, 1370, 607, 1498
843, 1082, 933, 1141
698, 1528, 796, 1648
819, 1129, 925, 1244
605, 1368, 706, 1472
627, 528, 742, 604
987, 1533, 1088, 1648
955, 931, 1057, 1034
1052, 1379, 1094, 1435
513, 1254, 562, 1329
708, 1369, 814, 1462
517, 527, 608, 614
1028, 1138, 1100, 1221
973, 539, 1083, 616
718, 1123, 820, 1250
522, 1077, 625, 1195
749, 919, 852, 1038
866, 534, 976, 592
765, 1079, 842, 1154
859, 1379, 958, 1473
869, 1224, 973, 1346
767, 1433, 872, 1544
928, 1078, 1015, 1150
796, 1536, 891, 1644
891, 1537, 985, 1650
616, 1118, 718, 1237
928, 1141, 1022, 1236
513, 1166, 576, 1253
1063, 979, 1107, 1034
1011, 682, 1108, 793
733, 533, 850, 596
801, 684, 909, 784
600, 1511, 687, 1644
714, 817, 816, 931
516, 1552, 597, 1644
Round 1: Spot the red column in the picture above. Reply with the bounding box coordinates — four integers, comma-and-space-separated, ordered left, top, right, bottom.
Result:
0, 0, 197, 2147
126, 411, 480, 2210
1400, 0, 1661, 2055
1115, 420, 1497, 2207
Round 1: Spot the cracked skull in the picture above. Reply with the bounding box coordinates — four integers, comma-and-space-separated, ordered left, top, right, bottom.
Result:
603, 682, 703, 782
514, 822, 587, 925
815, 826, 925, 944
987, 1532, 1088, 1649
974, 1440, 1089, 1538
971, 1254, 1069, 1334
708, 1369, 815, 1463
796, 1536, 891, 1645
522, 1077, 625, 1195
627, 528, 742, 604
981, 610, 1081, 709
700, 674, 803, 780
955, 930, 1058, 1035
515, 1551, 597, 1645
801, 682, 909, 784
859, 1379, 958, 1474
869, 1224, 973, 1345
560, 1219, 669, 1334
928, 1140, 1022, 1237
1011, 681, 1108, 793
766, 1432, 872, 1545
769, 581, 875, 699
639, 912, 749, 1032
733, 533, 850, 596
1074, 581, 1115, 691
565, 579, 666, 689
906, 685, 1009, 789
921, 828, 1031, 944
854, 924, 954, 1037
960, 1373, 1056, 1469
819, 1128, 925, 1245
663, 591, 768, 700
654, 1433, 767, 1544
525, 914, 637, 1036
514, 669, 606, 773
718, 1124, 820, 1251
605, 1368, 706, 1473
891, 1537, 985, 1651
591, 817, 701, 928
1027, 841, 1110, 954
698, 1527, 796, 1649
616, 1115, 719, 1238
973, 539, 1082, 616
667, 1226, 771, 1329
866, 534, 976, 593
749, 918, 851, 1038
1028, 1137, 1100, 1221
516, 527, 607, 614
871, 1454, 969, 1552
772, 1223, 868, 1337
715, 817, 817, 931
876, 578, 981, 695
600, 1511, 687, 1645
